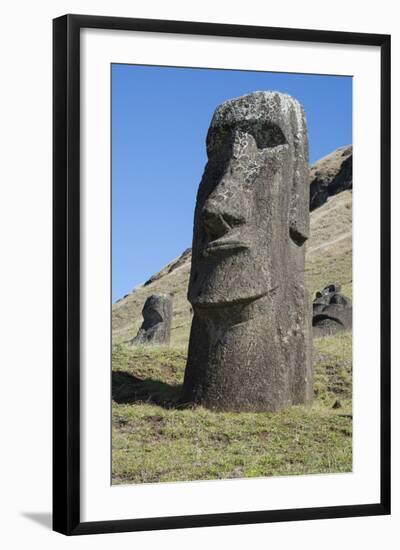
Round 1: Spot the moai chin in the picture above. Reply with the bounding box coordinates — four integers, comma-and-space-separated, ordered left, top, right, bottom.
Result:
132, 294, 172, 345
182, 91, 313, 412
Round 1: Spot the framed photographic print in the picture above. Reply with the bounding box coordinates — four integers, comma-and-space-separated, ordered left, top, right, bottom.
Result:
53, 14, 391, 535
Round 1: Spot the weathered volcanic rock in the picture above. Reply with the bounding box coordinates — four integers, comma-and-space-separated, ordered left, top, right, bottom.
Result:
131, 294, 172, 345
309, 145, 352, 210
182, 91, 313, 412
312, 284, 352, 337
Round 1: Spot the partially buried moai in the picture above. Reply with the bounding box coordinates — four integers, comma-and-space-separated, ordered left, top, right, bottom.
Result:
312, 284, 352, 337
182, 91, 313, 412
131, 294, 172, 345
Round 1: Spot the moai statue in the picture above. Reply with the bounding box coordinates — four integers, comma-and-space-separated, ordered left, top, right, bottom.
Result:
312, 283, 342, 315
132, 294, 172, 345
312, 284, 352, 337
182, 91, 313, 412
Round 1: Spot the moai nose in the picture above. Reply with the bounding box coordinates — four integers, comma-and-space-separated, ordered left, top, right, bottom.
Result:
203, 208, 230, 241
202, 201, 245, 241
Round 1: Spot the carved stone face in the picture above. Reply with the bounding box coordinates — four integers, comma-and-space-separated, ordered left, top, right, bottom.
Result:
132, 294, 172, 345
188, 91, 309, 306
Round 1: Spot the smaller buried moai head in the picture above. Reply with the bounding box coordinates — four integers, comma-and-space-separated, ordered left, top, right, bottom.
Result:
188, 91, 309, 307
132, 294, 172, 345
312, 283, 342, 314
312, 284, 352, 336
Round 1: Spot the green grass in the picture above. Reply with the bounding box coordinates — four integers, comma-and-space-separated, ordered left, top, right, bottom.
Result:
112, 332, 352, 485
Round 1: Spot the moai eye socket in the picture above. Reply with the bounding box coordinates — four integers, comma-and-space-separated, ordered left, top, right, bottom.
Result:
206, 121, 287, 157
245, 122, 288, 150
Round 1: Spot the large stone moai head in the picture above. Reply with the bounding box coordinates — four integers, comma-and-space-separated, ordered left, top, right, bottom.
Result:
188, 91, 309, 306
183, 91, 312, 412
132, 294, 172, 345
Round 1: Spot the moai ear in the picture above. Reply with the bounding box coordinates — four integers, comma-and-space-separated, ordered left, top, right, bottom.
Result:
289, 104, 310, 246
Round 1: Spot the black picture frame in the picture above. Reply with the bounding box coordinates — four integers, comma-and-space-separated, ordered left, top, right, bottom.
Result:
53, 14, 391, 536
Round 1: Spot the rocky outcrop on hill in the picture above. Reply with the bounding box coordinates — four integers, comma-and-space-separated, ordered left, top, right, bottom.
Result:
144, 248, 192, 287
309, 145, 352, 210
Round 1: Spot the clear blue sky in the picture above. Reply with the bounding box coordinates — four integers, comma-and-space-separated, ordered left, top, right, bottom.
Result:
112, 64, 352, 302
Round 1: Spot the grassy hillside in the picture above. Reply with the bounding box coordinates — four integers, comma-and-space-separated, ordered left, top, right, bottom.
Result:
112, 332, 352, 484
306, 189, 352, 300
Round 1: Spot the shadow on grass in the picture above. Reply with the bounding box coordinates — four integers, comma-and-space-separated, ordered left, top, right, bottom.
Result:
112, 370, 183, 409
